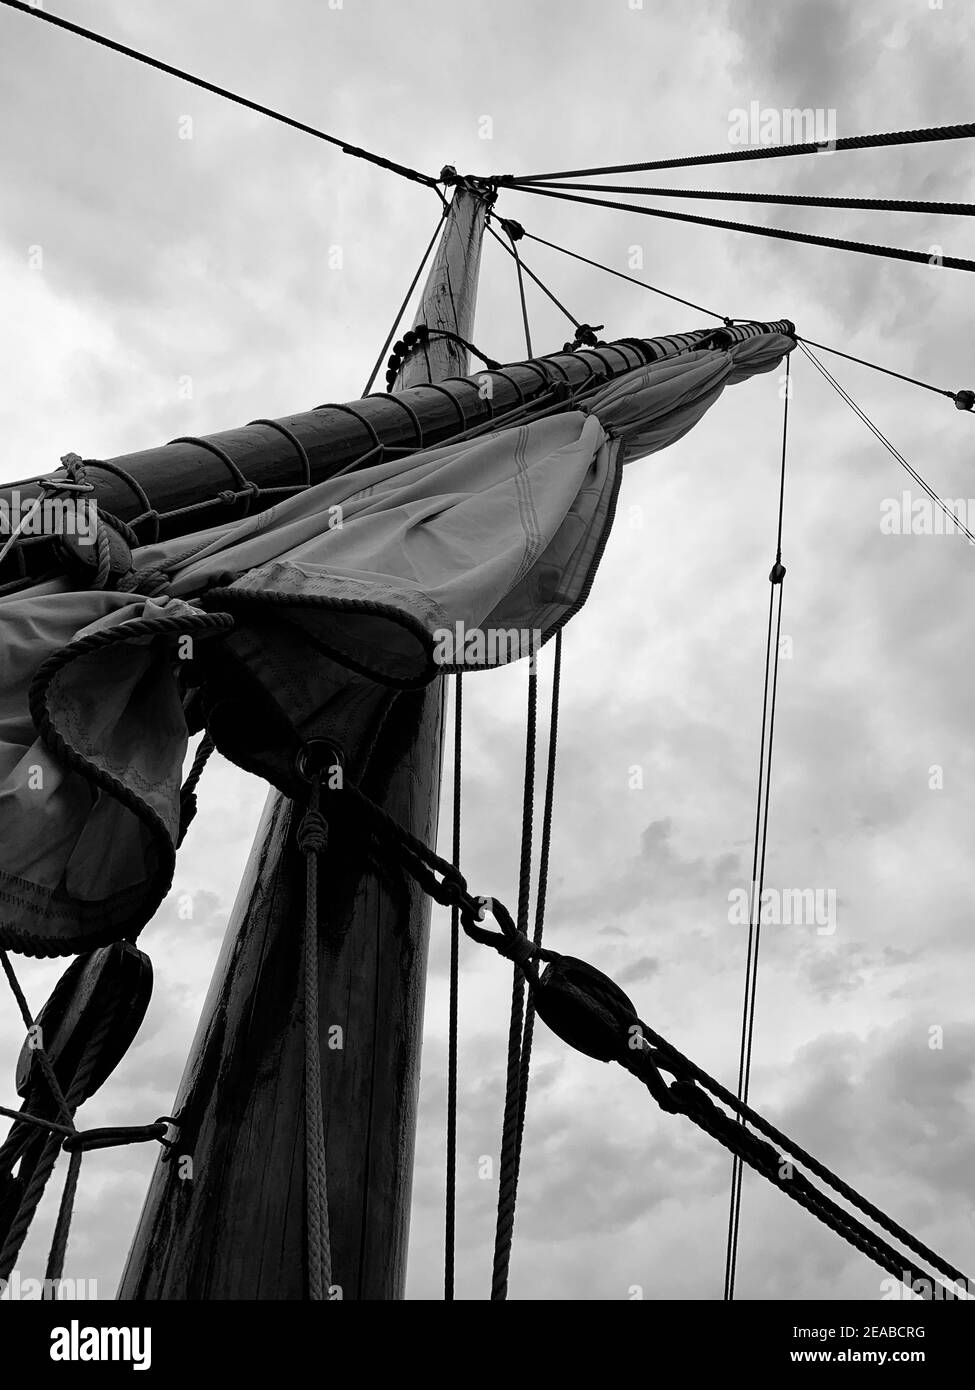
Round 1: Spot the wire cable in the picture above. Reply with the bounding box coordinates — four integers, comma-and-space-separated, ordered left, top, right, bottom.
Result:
798, 344, 975, 544
517, 181, 975, 218
487, 224, 582, 329
795, 337, 962, 404
503, 121, 975, 183
507, 224, 970, 405
505, 182, 975, 274
518, 228, 729, 322
725, 357, 790, 1301
361, 208, 447, 395
1, 0, 439, 189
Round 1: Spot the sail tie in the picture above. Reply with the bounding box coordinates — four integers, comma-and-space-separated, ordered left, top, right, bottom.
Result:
297, 780, 333, 1302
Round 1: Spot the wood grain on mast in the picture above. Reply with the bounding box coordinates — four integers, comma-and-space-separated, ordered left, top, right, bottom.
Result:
117, 183, 493, 1300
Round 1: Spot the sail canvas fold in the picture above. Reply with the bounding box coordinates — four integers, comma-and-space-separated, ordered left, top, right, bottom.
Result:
0, 330, 792, 955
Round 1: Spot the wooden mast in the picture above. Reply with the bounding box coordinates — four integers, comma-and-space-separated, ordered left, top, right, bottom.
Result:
117, 182, 494, 1300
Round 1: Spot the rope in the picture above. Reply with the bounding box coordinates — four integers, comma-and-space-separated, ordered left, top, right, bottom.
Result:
724, 356, 790, 1301
634, 1023, 970, 1291
384, 325, 502, 390
796, 337, 965, 405
1, 0, 439, 189
498, 220, 534, 357
519, 228, 730, 323
445, 674, 462, 1300
515, 632, 562, 1176
505, 183, 975, 274
798, 344, 975, 544
487, 224, 584, 329
503, 121, 975, 182
490, 658, 539, 1301
518, 181, 975, 218
362, 207, 447, 395
0, 1004, 116, 1282
297, 781, 333, 1301
41, 1149, 82, 1294
672, 1077, 947, 1297
177, 733, 216, 846
304, 770, 971, 1297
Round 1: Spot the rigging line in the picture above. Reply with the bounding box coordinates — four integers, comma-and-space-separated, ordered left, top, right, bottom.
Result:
505, 183, 975, 274
514, 634, 562, 1167
332, 774, 969, 1290
519, 228, 730, 322
445, 673, 462, 1302
502, 121, 975, 183
491, 659, 539, 1302
361, 206, 448, 396
487, 224, 582, 329
725, 359, 791, 1301
798, 344, 975, 545
515, 181, 975, 218
504, 228, 534, 358
796, 337, 960, 404
297, 782, 333, 1301
1, 0, 439, 189
724, 586, 775, 1301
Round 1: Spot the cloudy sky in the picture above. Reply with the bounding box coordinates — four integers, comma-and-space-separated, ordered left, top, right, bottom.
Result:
1, 0, 973, 1302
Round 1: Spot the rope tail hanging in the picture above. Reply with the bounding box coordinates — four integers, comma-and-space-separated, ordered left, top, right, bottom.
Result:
490, 657, 539, 1302
490, 634, 563, 1301
298, 778, 333, 1301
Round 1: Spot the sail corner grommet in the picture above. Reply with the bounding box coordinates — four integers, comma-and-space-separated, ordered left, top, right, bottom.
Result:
294, 740, 344, 784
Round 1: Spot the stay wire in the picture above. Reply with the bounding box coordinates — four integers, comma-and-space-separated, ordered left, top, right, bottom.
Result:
725, 356, 790, 1301
504, 228, 534, 358
487, 224, 582, 330
519, 228, 729, 322
1, 0, 439, 189
517, 180, 975, 218
361, 206, 447, 395
504, 182, 975, 274
505, 121, 975, 183
795, 337, 959, 403
511, 225, 966, 405
445, 673, 462, 1301
798, 344, 975, 544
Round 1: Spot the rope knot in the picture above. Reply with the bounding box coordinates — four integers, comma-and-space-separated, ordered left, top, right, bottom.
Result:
298, 808, 328, 855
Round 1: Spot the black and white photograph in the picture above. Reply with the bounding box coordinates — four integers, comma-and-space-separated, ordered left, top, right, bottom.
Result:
0, 0, 971, 1368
